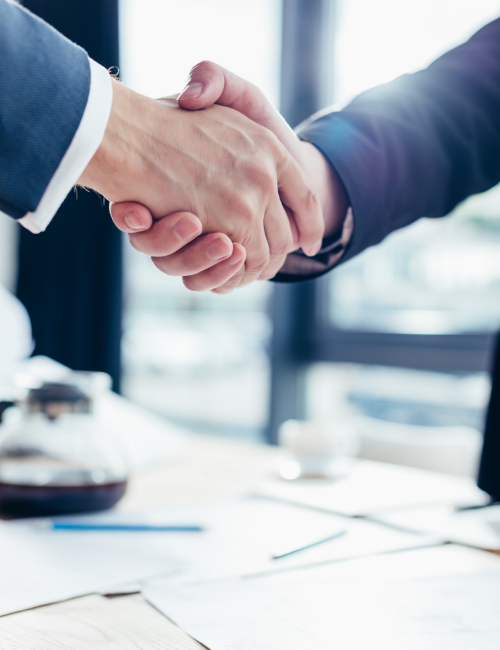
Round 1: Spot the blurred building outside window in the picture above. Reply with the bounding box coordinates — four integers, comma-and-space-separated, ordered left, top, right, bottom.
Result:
120, 0, 500, 446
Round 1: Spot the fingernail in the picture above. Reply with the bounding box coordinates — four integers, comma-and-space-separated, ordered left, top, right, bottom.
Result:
178, 82, 203, 101
228, 246, 245, 266
207, 238, 231, 261
124, 211, 145, 231
174, 217, 200, 241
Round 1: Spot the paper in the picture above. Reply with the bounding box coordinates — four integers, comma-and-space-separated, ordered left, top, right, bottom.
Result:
0, 497, 430, 616
56, 498, 432, 582
145, 565, 500, 650
0, 519, 182, 617
259, 459, 487, 517
375, 504, 500, 550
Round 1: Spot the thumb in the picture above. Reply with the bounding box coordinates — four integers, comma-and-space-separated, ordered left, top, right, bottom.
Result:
177, 60, 225, 110
109, 201, 153, 234
178, 61, 301, 160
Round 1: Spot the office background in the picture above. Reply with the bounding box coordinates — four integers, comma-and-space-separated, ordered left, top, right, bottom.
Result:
2, 0, 500, 462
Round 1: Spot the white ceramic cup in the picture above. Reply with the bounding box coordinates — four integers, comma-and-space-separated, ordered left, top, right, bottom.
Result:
278, 419, 357, 479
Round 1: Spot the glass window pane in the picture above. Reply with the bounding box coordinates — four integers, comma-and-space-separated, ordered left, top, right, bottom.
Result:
329, 1, 500, 335
335, 0, 500, 107
119, 0, 282, 106
329, 189, 500, 334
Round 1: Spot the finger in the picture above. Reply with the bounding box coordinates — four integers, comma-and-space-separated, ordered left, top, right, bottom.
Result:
276, 148, 324, 256
183, 244, 246, 292
211, 262, 247, 295
235, 228, 271, 289
128, 212, 202, 257
152, 233, 233, 277
177, 61, 225, 109
256, 198, 294, 281
177, 62, 300, 156
110, 201, 154, 233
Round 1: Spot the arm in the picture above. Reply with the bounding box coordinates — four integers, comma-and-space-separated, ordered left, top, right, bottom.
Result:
283, 16, 500, 279
0, 0, 91, 222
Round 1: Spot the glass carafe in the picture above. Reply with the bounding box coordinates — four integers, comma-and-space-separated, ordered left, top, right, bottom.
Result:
0, 382, 128, 517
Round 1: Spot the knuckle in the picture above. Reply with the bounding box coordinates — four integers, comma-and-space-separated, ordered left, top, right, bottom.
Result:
151, 256, 169, 275
258, 127, 280, 152
213, 269, 245, 293
302, 187, 321, 219
229, 197, 259, 225
182, 276, 207, 292
259, 268, 277, 281
269, 235, 293, 259
190, 60, 214, 76
212, 285, 234, 295
128, 233, 141, 251
128, 233, 157, 256
245, 162, 278, 202
135, 239, 162, 257
152, 255, 184, 277
246, 253, 269, 276
262, 272, 278, 282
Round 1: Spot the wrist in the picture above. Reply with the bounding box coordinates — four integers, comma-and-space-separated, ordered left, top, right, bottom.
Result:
298, 141, 348, 239
77, 80, 135, 197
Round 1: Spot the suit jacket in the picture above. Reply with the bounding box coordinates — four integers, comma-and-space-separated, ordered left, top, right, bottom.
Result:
277, 17, 500, 282
0, 0, 90, 220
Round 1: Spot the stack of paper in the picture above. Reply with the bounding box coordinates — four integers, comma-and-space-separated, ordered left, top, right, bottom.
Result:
145, 547, 500, 650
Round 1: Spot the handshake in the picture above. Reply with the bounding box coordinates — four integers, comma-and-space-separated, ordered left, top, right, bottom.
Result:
79, 62, 348, 293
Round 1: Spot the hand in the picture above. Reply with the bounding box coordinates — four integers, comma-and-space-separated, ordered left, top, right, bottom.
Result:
79, 79, 323, 288
177, 63, 348, 239
111, 63, 348, 292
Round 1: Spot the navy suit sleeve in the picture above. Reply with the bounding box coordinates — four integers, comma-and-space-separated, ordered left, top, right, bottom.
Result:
277, 17, 500, 281
0, 0, 91, 219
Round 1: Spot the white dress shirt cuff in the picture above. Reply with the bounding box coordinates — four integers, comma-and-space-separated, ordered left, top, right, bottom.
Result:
17, 58, 113, 234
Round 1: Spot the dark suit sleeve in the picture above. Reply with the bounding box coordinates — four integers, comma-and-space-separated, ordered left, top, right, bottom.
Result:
0, 0, 91, 219
275, 17, 500, 282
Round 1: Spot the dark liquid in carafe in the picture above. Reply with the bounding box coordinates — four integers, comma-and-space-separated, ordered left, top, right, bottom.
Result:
0, 481, 127, 517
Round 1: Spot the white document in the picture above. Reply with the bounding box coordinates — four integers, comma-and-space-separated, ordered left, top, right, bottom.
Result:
375, 504, 500, 551
54, 498, 432, 583
0, 519, 182, 617
145, 565, 500, 650
259, 459, 487, 517
0, 498, 429, 616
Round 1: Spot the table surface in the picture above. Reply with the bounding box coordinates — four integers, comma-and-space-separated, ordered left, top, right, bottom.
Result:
0, 432, 498, 649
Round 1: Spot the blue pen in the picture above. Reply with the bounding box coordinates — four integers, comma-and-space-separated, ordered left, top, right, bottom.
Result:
44, 522, 203, 532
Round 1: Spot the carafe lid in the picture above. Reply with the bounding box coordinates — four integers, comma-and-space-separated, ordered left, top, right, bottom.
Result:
27, 383, 90, 419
